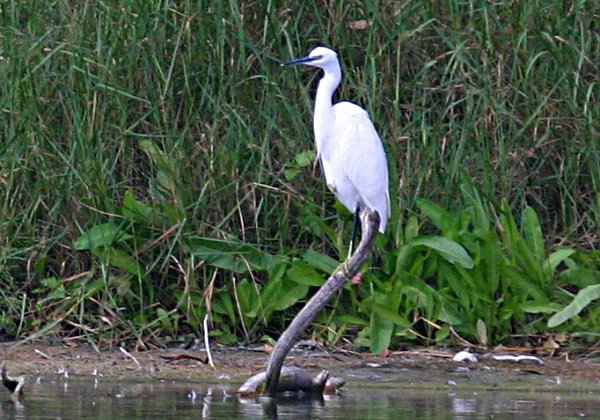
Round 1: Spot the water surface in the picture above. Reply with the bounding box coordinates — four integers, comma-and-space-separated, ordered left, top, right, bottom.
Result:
1, 376, 598, 419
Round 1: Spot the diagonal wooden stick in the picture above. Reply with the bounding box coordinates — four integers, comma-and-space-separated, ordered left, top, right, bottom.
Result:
264, 209, 381, 396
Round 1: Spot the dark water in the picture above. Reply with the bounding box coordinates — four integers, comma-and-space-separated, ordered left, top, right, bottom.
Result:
1, 376, 599, 419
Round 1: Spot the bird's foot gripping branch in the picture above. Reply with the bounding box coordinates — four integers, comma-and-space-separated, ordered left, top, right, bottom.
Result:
236, 209, 380, 397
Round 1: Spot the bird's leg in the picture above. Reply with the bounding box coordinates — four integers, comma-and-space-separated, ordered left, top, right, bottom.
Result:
348, 206, 361, 257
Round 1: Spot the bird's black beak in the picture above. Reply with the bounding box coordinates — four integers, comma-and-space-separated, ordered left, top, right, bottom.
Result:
281, 55, 321, 67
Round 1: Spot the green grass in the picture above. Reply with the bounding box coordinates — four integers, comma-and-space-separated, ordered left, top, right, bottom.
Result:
0, 1, 598, 347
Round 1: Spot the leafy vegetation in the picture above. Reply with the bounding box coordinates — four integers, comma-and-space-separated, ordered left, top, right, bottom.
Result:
0, 1, 598, 351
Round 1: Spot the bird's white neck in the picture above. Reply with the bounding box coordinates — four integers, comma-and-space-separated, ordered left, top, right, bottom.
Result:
313, 65, 341, 152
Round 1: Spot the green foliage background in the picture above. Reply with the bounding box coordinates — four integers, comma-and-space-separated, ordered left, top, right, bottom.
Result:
0, 1, 598, 349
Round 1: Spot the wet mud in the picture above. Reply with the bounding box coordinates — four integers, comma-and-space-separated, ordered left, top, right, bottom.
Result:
2, 343, 599, 393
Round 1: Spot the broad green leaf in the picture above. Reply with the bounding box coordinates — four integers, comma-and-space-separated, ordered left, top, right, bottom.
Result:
442, 266, 472, 308
514, 237, 544, 282
336, 314, 368, 326
156, 308, 174, 332
75, 223, 132, 250
409, 252, 426, 277
369, 310, 394, 354
294, 149, 316, 167
213, 292, 236, 322
244, 277, 283, 319
302, 249, 338, 273
522, 300, 559, 314
422, 250, 438, 279
402, 285, 431, 308
372, 304, 411, 328
245, 250, 278, 272
505, 265, 548, 301
559, 267, 600, 287
122, 189, 153, 223
268, 259, 289, 283
388, 275, 405, 315
93, 247, 142, 275
459, 173, 490, 231
411, 235, 474, 269
481, 230, 501, 294
455, 265, 493, 302
272, 283, 309, 311
498, 200, 520, 248
236, 278, 258, 317
209, 329, 238, 345
187, 236, 255, 254
398, 271, 442, 300
394, 244, 415, 273
543, 249, 576, 279
257, 275, 281, 308
283, 169, 300, 181
435, 325, 451, 342
404, 215, 420, 241
439, 303, 464, 325
416, 199, 457, 236
187, 237, 275, 272
204, 253, 248, 273
548, 284, 600, 328
286, 261, 325, 287
522, 206, 544, 262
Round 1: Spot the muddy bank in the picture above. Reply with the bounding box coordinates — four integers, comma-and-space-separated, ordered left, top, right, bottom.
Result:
2, 343, 599, 392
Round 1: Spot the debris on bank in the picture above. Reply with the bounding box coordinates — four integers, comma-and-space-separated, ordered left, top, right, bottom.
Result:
452, 349, 544, 364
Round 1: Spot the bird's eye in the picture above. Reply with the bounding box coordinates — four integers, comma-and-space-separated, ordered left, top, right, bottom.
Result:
309, 55, 323, 61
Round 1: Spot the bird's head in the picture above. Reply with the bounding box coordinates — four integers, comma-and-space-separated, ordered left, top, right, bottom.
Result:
282, 46, 339, 72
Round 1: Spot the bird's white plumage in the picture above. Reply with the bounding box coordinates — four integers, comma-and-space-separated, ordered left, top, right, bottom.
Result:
286, 46, 390, 233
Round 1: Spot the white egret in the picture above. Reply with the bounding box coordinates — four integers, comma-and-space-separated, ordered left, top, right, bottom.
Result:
283, 46, 390, 241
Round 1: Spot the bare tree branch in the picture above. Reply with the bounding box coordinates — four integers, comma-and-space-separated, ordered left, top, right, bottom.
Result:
264, 209, 381, 396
